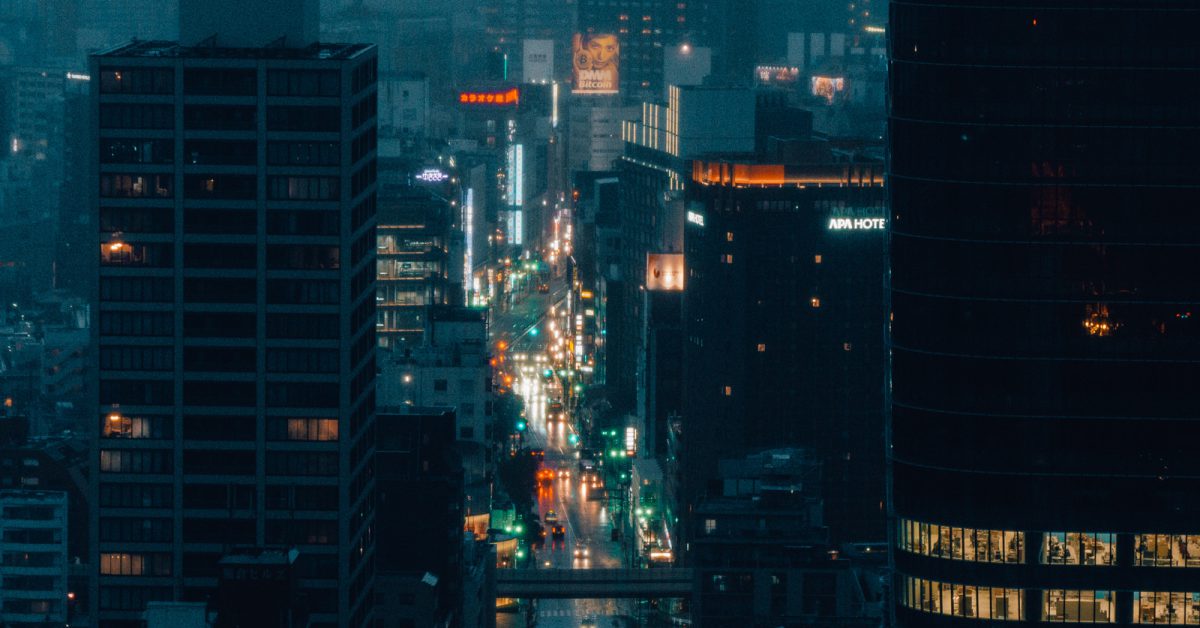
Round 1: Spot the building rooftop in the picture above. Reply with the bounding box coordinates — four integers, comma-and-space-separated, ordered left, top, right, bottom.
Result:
95, 40, 374, 61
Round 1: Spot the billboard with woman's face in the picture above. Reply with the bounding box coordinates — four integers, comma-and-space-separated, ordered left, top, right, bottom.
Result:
572, 33, 620, 94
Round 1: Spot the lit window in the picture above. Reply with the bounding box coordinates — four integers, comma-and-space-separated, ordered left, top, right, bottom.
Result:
756, 343, 766, 352
1045, 532, 1117, 566
1045, 589, 1115, 623
897, 518, 1025, 564
704, 519, 717, 534
811, 297, 821, 308
1135, 591, 1200, 624
722, 254, 733, 264
1135, 534, 1200, 567
726, 231, 733, 242
843, 342, 853, 352
723, 386, 732, 397
899, 575, 1024, 620
814, 254, 822, 264
286, 418, 339, 441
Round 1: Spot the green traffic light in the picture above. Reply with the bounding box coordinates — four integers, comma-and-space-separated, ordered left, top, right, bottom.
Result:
516, 420, 527, 431
530, 328, 539, 336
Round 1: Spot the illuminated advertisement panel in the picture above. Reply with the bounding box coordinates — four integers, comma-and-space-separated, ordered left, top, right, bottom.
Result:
754, 65, 800, 85
572, 33, 620, 94
457, 88, 520, 106
645, 253, 684, 291
505, 144, 524, 208
810, 76, 845, 104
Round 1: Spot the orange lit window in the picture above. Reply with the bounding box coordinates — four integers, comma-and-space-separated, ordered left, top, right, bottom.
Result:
723, 386, 732, 397
726, 232, 733, 242
811, 297, 821, 308
843, 342, 853, 352
756, 344, 766, 352
814, 254, 822, 264
722, 254, 733, 264
287, 418, 339, 441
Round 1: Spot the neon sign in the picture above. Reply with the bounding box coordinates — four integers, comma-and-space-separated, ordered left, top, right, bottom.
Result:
828, 217, 886, 231
458, 88, 520, 106
415, 169, 449, 183
686, 211, 705, 227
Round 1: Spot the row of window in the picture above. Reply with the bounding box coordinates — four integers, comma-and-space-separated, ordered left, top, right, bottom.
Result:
99, 103, 342, 132
102, 68, 341, 97
101, 309, 339, 343
900, 519, 1200, 568
898, 519, 1025, 564
900, 575, 1025, 621
101, 414, 339, 442
101, 207, 341, 236
903, 577, 1200, 625
100, 552, 171, 576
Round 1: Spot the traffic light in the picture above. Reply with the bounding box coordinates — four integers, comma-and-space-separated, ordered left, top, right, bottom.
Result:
530, 328, 539, 336
516, 420, 527, 431
543, 368, 553, 378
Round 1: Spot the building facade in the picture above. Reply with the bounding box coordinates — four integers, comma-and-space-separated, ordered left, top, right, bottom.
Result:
889, 2, 1200, 625
376, 185, 453, 350
0, 490, 69, 627
683, 159, 886, 545
90, 31, 379, 627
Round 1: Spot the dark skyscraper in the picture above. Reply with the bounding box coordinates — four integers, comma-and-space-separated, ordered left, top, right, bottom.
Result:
683, 158, 886, 545
90, 3, 378, 625
890, 2, 1200, 624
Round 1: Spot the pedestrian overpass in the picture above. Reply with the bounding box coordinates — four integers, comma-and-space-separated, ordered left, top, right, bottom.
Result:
495, 568, 693, 599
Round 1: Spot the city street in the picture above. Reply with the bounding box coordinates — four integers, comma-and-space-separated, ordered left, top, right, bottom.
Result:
493, 285, 632, 627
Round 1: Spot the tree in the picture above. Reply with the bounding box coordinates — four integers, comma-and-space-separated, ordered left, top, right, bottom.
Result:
496, 447, 539, 515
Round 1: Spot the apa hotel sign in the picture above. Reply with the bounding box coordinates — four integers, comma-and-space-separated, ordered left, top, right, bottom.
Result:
827, 207, 886, 231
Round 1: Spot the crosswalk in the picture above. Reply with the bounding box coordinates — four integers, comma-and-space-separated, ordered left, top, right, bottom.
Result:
538, 608, 577, 617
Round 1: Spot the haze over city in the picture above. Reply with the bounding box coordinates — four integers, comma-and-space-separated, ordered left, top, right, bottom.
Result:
0, 1, 1195, 627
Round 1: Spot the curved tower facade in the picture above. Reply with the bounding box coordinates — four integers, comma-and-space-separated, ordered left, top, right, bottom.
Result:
889, 1, 1200, 625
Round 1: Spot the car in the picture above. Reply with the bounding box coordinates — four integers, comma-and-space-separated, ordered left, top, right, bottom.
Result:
552, 524, 566, 539
544, 510, 558, 524
580, 617, 597, 628
529, 448, 545, 460
538, 283, 550, 293
573, 545, 591, 559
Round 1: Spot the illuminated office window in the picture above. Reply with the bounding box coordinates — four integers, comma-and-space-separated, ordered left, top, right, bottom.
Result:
1136, 535, 1200, 567
1044, 590, 1115, 623
897, 519, 1024, 564
1045, 532, 1117, 566
900, 575, 1023, 620
1134, 592, 1200, 624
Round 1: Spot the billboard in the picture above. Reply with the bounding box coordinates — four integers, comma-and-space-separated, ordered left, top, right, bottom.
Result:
572, 33, 620, 94
523, 39, 554, 83
505, 144, 524, 208
754, 65, 801, 85
645, 253, 684, 291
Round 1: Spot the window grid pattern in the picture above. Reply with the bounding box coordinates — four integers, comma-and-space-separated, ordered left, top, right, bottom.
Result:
899, 575, 1024, 621
897, 518, 1025, 564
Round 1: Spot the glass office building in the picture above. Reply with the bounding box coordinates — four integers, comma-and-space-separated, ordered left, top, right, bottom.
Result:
889, 1, 1200, 625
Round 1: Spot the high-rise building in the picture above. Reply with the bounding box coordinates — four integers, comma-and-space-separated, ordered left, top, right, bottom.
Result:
576, 0, 704, 101
889, 3, 1200, 625
683, 157, 886, 545
90, 3, 379, 625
